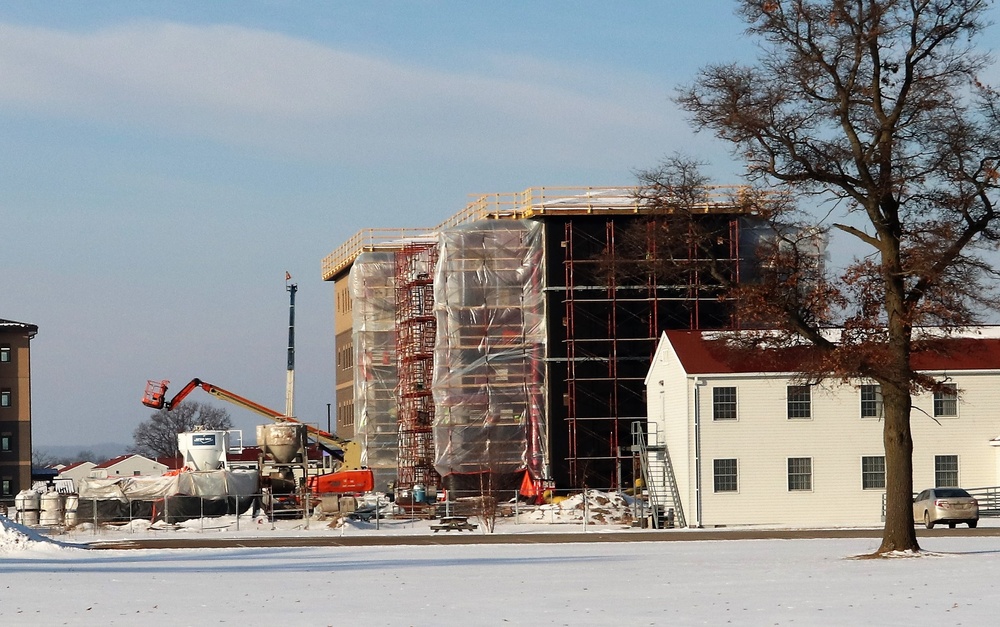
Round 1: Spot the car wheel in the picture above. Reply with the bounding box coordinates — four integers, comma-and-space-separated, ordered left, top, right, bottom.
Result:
924, 511, 934, 529
969, 520, 978, 529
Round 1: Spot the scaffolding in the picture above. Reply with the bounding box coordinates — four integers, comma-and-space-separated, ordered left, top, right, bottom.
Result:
395, 243, 442, 492
351, 252, 399, 490
431, 220, 548, 491
554, 214, 747, 488
326, 186, 759, 492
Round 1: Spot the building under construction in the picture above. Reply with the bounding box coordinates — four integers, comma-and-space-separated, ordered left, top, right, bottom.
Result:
324, 187, 757, 494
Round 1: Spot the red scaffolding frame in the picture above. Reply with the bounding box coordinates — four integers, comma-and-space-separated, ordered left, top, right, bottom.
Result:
561, 215, 743, 488
395, 243, 442, 492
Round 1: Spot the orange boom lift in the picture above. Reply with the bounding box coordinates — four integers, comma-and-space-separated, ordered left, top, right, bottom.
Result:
143, 378, 373, 494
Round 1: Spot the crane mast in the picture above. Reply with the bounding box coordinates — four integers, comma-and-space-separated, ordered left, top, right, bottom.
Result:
285, 278, 297, 418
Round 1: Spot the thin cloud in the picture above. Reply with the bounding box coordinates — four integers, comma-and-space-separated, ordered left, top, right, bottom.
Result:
0, 21, 691, 169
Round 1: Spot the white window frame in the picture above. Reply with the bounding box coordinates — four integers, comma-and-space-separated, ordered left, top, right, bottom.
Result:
860, 384, 882, 419
861, 455, 886, 489
713, 458, 739, 493
787, 385, 811, 419
712, 387, 738, 421
787, 457, 813, 491
933, 384, 958, 418
934, 454, 959, 487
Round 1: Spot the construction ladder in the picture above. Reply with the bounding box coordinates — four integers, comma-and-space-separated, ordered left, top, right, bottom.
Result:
631, 421, 686, 529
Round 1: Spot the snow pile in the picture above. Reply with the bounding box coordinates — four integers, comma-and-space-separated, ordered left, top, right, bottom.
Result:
519, 490, 637, 525
0, 515, 75, 552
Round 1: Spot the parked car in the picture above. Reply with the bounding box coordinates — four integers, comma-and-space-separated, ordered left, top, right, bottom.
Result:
913, 488, 979, 529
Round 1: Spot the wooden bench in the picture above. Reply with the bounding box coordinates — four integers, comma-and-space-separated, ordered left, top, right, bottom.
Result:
430, 516, 478, 532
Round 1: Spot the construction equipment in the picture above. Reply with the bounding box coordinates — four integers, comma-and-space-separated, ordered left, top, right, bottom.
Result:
142, 378, 369, 493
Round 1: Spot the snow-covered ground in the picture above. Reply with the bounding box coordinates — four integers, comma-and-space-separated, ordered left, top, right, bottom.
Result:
3, 491, 999, 625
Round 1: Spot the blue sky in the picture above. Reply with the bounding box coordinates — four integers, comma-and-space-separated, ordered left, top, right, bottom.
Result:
3, 2, 998, 452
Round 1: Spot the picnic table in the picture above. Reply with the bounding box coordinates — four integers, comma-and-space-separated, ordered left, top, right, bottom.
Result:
430, 516, 478, 532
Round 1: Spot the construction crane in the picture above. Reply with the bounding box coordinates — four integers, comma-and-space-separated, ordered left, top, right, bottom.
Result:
142, 378, 355, 455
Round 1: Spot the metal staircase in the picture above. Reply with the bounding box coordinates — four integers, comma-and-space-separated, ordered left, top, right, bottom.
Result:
631, 421, 686, 529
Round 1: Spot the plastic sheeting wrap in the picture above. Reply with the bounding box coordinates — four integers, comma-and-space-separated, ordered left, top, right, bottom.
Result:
75, 470, 260, 523
78, 470, 259, 500
432, 219, 547, 480
351, 252, 400, 486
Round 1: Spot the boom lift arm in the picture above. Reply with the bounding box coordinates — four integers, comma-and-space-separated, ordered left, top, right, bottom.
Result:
143, 378, 352, 451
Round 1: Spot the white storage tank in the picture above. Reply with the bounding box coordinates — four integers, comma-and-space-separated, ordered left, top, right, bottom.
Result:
39, 491, 64, 526
64, 494, 80, 527
178, 429, 231, 471
14, 490, 40, 526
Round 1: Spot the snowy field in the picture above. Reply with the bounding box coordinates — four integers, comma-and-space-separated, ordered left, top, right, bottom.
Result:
3, 511, 1000, 626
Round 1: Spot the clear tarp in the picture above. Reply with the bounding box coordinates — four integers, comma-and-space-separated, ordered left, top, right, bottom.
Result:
350, 251, 399, 487
432, 219, 548, 480
77, 469, 260, 500
74, 470, 259, 523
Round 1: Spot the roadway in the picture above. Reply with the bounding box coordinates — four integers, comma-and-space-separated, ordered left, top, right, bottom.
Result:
85, 526, 1000, 550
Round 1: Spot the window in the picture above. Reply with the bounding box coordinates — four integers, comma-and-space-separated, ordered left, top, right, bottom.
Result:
0, 344, 9, 362
0, 389, 10, 408
787, 457, 812, 491
860, 384, 882, 418
0, 434, 10, 452
713, 459, 738, 492
1, 478, 11, 496
935, 455, 959, 487
861, 456, 886, 489
787, 386, 811, 419
712, 387, 737, 421
934, 384, 958, 417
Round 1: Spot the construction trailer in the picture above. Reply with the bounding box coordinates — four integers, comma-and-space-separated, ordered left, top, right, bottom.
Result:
323, 187, 755, 493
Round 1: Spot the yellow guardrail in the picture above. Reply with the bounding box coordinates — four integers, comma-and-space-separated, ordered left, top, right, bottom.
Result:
321, 186, 752, 280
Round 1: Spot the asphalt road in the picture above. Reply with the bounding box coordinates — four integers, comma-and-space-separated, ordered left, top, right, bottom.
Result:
86, 526, 1000, 550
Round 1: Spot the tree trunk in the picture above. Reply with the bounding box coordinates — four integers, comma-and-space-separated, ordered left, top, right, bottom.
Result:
878, 381, 919, 554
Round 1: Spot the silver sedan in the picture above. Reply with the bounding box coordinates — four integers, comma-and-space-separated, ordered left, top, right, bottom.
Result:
913, 488, 979, 529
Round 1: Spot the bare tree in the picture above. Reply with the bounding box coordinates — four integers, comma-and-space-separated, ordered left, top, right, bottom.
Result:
657, 0, 1000, 555
31, 449, 59, 468
476, 466, 499, 533
131, 402, 233, 459
32, 448, 99, 467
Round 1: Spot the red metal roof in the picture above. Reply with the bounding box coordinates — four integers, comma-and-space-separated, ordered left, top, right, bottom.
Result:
92, 454, 160, 469
664, 330, 1000, 375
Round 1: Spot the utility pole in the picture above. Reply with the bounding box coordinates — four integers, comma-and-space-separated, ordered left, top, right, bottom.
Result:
285, 273, 297, 418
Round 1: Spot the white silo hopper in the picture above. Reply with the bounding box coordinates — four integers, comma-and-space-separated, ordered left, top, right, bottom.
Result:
178, 429, 231, 471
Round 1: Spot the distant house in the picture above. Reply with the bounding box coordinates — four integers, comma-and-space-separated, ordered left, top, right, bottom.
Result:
56, 461, 98, 486
0, 318, 38, 499
91, 454, 167, 478
645, 329, 1000, 528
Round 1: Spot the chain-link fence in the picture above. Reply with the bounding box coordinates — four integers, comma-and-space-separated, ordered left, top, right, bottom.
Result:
4, 487, 657, 535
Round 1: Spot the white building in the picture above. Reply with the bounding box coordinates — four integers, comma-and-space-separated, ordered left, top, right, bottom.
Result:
55, 461, 97, 488
90, 454, 167, 479
645, 330, 1000, 528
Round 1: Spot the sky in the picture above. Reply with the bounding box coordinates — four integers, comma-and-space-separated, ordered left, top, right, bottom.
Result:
5, 513, 1000, 625
2, 2, 999, 453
